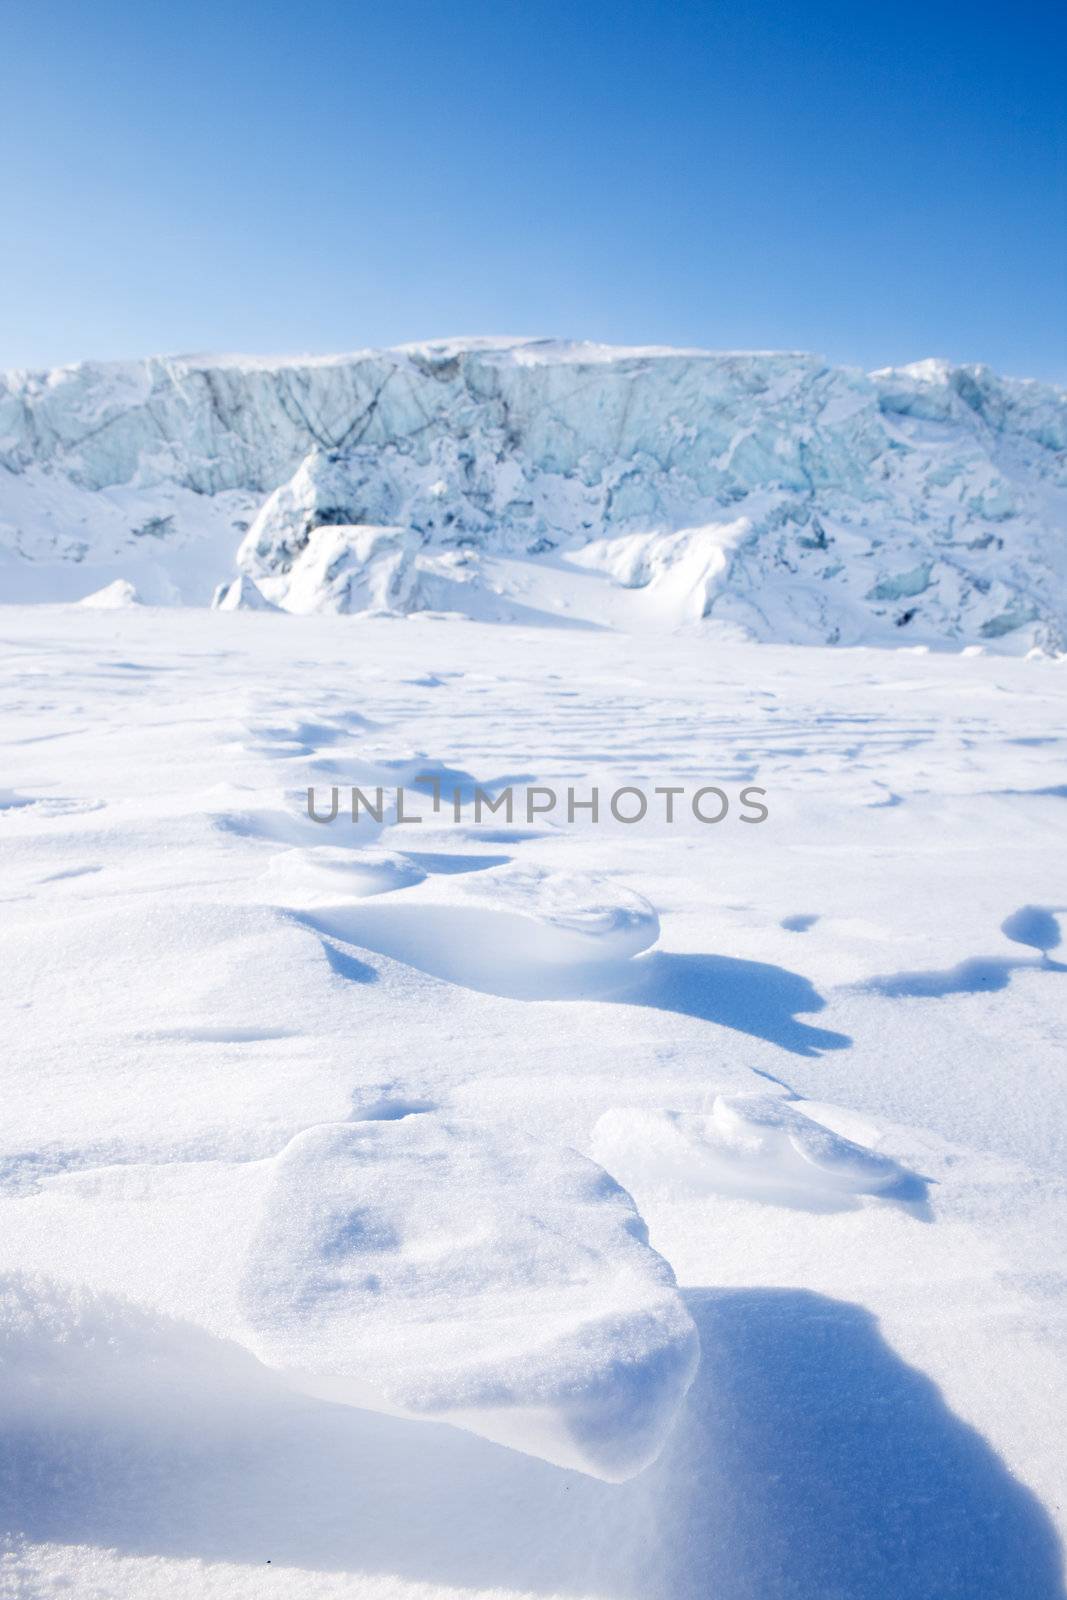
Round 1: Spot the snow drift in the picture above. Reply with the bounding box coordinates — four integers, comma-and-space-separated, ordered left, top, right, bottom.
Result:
591, 1095, 922, 1213
1, 339, 1065, 647
240, 1117, 698, 1480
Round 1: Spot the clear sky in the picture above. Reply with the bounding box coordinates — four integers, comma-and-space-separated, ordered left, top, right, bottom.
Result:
2, 0, 1064, 378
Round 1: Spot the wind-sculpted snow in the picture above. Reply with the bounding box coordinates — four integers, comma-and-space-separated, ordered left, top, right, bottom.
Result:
302, 864, 662, 1000
1, 340, 1065, 646
591, 1096, 923, 1213
240, 1118, 699, 1480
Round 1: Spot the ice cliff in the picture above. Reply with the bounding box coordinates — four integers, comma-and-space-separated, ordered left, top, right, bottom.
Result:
1, 338, 1064, 647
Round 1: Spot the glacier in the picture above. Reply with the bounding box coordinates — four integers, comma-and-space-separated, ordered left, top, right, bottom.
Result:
1, 338, 1064, 648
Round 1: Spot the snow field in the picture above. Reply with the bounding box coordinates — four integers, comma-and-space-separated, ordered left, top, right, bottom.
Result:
0, 605, 1065, 1597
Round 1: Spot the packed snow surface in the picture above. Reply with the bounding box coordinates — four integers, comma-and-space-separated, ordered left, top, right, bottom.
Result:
2, 605, 1066, 1599
2, 339, 1065, 648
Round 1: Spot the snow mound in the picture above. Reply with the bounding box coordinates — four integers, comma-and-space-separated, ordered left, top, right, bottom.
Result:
239, 1117, 698, 1480
210, 573, 278, 611
214, 794, 385, 848
265, 845, 427, 899
571, 521, 753, 623
455, 864, 660, 963
591, 1095, 918, 1212
78, 578, 140, 609
301, 866, 661, 999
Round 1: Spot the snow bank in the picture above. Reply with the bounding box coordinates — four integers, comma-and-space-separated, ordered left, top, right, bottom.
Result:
3, 606, 1067, 1595
240, 1118, 698, 1480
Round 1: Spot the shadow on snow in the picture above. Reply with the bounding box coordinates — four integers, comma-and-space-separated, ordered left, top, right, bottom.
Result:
2, 1277, 1061, 1600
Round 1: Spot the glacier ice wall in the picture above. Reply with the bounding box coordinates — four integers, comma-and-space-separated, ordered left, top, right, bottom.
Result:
0, 339, 1064, 646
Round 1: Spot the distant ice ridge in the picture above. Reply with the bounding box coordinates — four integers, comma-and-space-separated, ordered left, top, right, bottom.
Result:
1, 339, 1065, 647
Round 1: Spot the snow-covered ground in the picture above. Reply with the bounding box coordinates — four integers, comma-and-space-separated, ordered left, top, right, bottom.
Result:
1, 601, 1065, 1598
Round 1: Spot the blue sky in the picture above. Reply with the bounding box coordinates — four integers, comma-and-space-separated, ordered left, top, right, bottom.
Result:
2, 0, 1064, 377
